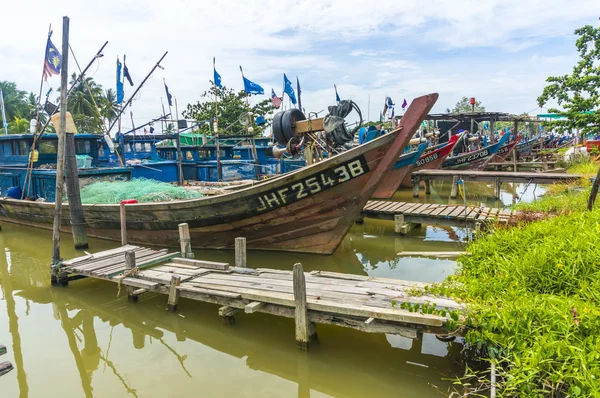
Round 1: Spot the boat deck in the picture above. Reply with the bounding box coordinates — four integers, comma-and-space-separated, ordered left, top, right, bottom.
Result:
362, 200, 515, 232
60, 245, 462, 345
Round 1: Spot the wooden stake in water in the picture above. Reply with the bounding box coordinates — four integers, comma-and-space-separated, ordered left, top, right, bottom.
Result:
235, 237, 246, 268
51, 16, 70, 266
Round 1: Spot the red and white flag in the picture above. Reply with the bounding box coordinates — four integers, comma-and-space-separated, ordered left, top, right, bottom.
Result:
271, 89, 282, 109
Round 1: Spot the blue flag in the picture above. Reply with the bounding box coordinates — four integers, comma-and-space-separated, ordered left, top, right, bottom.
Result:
213, 58, 222, 88
334, 84, 341, 103
243, 76, 264, 95
283, 74, 296, 105
116, 58, 124, 104
164, 82, 173, 106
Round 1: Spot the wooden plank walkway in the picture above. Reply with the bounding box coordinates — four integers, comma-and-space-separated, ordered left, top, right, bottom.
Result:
362, 200, 515, 231
412, 169, 580, 184
59, 246, 463, 345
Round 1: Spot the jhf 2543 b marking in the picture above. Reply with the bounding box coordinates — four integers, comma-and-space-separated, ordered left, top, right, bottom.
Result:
254, 157, 369, 212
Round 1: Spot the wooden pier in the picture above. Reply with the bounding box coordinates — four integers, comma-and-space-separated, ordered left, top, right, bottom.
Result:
362, 200, 515, 234
57, 238, 463, 349
486, 161, 558, 171
411, 169, 581, 199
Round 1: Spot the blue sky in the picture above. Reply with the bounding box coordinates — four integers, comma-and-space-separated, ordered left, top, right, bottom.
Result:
1, 0, 599, 130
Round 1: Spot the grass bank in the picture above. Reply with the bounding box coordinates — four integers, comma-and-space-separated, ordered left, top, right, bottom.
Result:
436, 209, 600, 397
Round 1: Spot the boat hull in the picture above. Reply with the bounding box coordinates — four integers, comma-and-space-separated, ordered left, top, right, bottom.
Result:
441, 134, 510, 171
372, 143, 426, 199
399, 135, 459, 187
489, 136, 523, 163
0, 94, 439, 254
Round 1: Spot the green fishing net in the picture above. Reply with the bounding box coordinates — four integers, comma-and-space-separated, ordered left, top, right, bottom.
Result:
79, 178, 202, 204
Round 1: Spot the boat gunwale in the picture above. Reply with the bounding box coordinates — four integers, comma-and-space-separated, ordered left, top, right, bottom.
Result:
0, 129, 399, 211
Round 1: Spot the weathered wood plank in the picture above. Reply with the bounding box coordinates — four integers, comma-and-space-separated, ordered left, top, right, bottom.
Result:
245, 301, 265, 314
171, 257, 229, 270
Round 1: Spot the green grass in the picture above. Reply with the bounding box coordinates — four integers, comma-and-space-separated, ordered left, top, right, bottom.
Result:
434, 210, 600, 397
512, 183, 590, 214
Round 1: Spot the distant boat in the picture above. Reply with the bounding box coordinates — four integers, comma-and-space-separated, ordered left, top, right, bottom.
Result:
0, 94, 439, 254
399, 134, 460, 187
489, 135, 523, 163
441, 133, 510, 171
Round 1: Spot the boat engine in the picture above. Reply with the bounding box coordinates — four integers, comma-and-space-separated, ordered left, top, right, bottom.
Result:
270, 100, 363, 163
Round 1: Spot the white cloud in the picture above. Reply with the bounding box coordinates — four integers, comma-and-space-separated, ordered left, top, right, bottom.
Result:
0, 0, 598, 127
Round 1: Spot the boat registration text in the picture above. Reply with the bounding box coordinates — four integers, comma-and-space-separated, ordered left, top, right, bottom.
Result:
254, 156, 370, 212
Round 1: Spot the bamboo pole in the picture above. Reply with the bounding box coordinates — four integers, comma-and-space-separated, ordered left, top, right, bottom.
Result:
51, 16, 70, 266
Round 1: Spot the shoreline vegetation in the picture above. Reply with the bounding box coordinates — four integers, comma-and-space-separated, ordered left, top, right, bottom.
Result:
432, 157, 600, 396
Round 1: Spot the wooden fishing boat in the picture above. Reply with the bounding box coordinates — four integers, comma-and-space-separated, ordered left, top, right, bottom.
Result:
371, 143, 427, 199
0, 94, 438, 254
399, 134, 460, 187
489, 135, 523, 163
441, 132, 510, 171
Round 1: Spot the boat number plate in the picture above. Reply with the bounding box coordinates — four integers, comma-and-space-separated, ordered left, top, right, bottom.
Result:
254, 155, 370, 212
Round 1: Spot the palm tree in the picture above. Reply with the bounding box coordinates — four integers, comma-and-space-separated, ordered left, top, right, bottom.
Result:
62, 73, 106, 133
0, 81, 28, 121
100, 89, 119, 125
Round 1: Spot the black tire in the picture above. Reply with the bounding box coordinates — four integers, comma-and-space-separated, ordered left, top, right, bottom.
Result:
282, 109, 306, 143
272, 112, 286, 146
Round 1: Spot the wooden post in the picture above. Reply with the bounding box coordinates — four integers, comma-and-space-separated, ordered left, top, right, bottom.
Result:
587, 163, 600, 210
450, 175, 458, 199
167, 275, 181, 311
512, 149, 517, 172
475, 222, 482, 235
64, 126, 88, 249
235, 237, 246, 268
51, 16, 70, 268
394, 214, 404, 234
120, 202, 127, 246
425, 180, 431, 195
293, 263, 316, 350
178, 223, 193, 259
124, 250, 136, 301
494, 178, 501, 200
543, 157, 548, 171
412, 177, 420, 198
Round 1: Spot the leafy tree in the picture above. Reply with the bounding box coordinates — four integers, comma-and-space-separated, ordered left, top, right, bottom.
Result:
100, 89, 119, 126
0, 81, 29, 121
446, 96, 486, 113
8, 117, 31, 134
538, 24, 600, 135
183, 83, 275, 136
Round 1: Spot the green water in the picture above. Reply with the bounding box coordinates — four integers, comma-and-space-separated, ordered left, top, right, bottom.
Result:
0, 182, 540, 397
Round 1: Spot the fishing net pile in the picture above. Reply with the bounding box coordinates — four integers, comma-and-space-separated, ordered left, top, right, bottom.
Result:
79, 178, 202, 204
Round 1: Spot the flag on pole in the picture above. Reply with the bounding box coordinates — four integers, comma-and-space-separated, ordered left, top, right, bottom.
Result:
271, 89, 282, 108
123, 55, 134, 86
116, 57, 124, 104
383, 96, 394, 118
334, 85, 341, 103
213, 58, 222, 88
296, 76, 302, 111
402, 98, 407, 109
240, 66, 264, 95
283, 74, 297, 105
43, 35, 61, 81
164, 80, 173, 106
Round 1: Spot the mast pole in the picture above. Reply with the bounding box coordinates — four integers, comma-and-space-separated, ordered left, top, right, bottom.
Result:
107, 51, 169, 133
0, 89, 8, 135
174, 97, 184, 185
51, 16, 70, 267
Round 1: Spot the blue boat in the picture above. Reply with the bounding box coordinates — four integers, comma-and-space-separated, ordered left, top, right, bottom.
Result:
99, 135, 179, 182
0, 134, 130, 200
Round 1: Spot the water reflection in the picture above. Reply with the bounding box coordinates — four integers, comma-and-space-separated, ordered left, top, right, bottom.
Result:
0, 223, 464, 397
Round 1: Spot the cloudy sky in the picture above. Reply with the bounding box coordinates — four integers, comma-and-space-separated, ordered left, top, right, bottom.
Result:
1, 0, 599, 130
